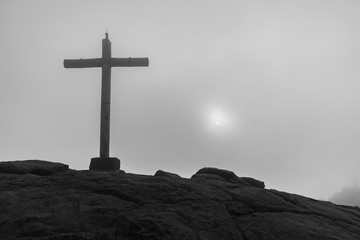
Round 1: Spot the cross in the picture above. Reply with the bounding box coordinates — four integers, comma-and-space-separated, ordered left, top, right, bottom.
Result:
64, 33, 149, 171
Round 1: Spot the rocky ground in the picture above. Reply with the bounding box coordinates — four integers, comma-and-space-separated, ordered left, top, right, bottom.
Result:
0, 160, 360, 239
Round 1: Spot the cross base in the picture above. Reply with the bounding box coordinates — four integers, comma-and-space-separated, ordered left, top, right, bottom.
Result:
89, 157, 121, 171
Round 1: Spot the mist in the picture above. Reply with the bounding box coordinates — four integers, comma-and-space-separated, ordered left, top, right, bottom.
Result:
330, 182, 360, 207
1, 0, 360, 202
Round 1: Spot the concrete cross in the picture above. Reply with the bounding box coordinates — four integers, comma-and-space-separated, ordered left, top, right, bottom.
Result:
64, 33, 149, 171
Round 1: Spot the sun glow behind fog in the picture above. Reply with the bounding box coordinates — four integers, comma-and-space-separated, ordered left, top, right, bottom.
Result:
205, 106, 238, 138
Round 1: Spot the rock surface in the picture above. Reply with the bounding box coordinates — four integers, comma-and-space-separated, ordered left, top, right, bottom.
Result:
0, 161, 360, 239
0, 160, 69, 175
192, 167, 265, 189
154, 170, 181, 179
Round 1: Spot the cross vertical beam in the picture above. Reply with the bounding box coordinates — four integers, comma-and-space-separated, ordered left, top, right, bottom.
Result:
100, 34, 111, 158
64, 33, 149, 171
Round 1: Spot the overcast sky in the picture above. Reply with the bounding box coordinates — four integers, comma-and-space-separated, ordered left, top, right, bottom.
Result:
1, 0, 360, 204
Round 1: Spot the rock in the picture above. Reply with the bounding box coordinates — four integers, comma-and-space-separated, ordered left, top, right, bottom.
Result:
0, 162, 359, 239
191, 173, 227, 182
194, 167, 238, 181
240, 177, 265, 189
154, 170, 181, 178
193, 167, 265, 188
0, 160, 69, 176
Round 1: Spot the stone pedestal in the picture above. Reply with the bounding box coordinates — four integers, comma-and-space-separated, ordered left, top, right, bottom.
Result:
89, 157, 120, 171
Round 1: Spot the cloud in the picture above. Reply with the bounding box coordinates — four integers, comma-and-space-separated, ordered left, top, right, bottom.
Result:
329, 182, 360, 207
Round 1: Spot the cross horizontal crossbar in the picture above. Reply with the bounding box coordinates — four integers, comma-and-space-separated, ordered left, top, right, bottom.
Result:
63, 57, 149, 68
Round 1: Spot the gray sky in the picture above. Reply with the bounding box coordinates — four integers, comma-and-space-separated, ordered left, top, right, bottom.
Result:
1, 0, 360, 202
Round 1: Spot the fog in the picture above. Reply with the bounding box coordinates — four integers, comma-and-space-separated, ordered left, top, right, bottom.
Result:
330, 182, 360, 206
1, 0, 360, 203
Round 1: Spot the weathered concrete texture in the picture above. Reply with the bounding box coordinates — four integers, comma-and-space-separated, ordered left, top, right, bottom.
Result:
89, 157, 120, 171
0, 162, 359, 239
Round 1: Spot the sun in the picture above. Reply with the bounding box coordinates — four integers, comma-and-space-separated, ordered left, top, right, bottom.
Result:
201, 103, 239, 138
205, 107, 234, 133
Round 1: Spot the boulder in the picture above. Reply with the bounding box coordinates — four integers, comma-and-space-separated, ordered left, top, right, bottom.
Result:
0, 160, 69, 176
154, 170, 182, 178
193, 167, 265, 188
191, 173, 227, 181
240, 177, 265, 189
194, 167, 238, 182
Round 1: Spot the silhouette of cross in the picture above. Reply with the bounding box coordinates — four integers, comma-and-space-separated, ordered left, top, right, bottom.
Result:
64, 33, 149, 171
